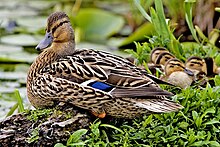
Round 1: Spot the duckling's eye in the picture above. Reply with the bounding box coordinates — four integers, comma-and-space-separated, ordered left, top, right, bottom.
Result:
189, 63, 194, 67
169, 65, 174, 68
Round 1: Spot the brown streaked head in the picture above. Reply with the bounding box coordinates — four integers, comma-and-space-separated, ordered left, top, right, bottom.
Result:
185, 56, 204, 72
165, 58, 194, 76
36, 12, 75, 51
150, 47, 169, 64
155, 52, 175, 65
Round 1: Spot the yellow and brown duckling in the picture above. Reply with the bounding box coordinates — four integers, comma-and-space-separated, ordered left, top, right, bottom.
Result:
154, 52, 175, 66
150, 47, 169, 64
185, 56, 207, 81
148, 47, 174, 75
27, 12, 183, 119
163, 58, 194, 89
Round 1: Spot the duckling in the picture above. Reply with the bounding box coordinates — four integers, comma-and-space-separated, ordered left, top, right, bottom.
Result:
150, 47, 169, 64
147, 47, 170, 75
185, 56, 206, 81
155, 52, 175, 65
163, 58, 194, 89
27, 12, 183, 119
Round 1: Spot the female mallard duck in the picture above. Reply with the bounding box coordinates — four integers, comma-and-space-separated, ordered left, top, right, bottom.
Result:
27, 12, 183, 119
163, 58, 194, 89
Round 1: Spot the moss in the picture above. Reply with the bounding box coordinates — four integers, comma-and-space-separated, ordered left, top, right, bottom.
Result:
27, 108, 53, 122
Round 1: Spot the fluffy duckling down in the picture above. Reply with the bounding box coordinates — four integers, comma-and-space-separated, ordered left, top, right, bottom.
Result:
163, 58, 194, 89
148, 47, 175, 75
185, 56, 206, 81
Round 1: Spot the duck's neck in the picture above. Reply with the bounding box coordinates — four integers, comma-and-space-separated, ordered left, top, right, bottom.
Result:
28, 40, 75, 79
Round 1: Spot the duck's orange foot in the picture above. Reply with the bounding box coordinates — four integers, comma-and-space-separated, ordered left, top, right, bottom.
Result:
91, 111, 106, 118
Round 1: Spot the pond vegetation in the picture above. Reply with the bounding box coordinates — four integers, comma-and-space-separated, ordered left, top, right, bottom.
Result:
0, 0, 220, 146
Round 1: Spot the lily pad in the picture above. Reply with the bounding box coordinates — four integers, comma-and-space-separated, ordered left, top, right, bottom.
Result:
0, 44, 23, 53
16, 17, 47, 32
74, 8, 125, 42
0, 34, 42, 46
0, 71, 27, 81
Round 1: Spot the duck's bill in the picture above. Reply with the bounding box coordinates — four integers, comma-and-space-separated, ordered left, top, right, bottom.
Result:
35, 32, 53, 51
184, 68, 194, 76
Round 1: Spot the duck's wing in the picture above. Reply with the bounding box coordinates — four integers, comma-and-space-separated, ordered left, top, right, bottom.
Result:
42, 49, 173, 98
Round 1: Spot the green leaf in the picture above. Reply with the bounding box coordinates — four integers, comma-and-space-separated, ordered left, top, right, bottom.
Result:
178, 122, 189, 130
209, 141, 220, 147
6, 103, 18, 117
14, 89, 25, 112
154, 0, 170, 40
143, 114, 153, 127
192, 111, 198, 121
119, 23, 154, 47
205, 119, 220, 125
101, 124, 124, 134
74, 8, 124, 42
54, 143, 66, 147
184, 1, 200, 43
134, 0, 152, 22
67, 129, 88, 146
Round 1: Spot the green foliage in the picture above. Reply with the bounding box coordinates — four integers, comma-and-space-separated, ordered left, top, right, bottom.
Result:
74, 8, 124, 42
26, 127, 39, 143
27, 109, 52, 122
6, 89, 25, 117
184, 0, 200, 43
125, 42, 151, 65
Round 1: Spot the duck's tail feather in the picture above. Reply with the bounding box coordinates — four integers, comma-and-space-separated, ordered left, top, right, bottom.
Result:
131, 98, 183, 113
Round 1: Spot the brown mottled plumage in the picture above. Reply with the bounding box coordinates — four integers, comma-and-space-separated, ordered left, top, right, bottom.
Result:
27, 12, 183, 118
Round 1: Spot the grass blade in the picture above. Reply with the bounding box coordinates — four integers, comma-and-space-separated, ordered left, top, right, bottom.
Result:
6, 103, 18, 117
100, 124, 124, 134
14, 89, 25, 112
184, 0, 200, 43
134, 0, 152, 22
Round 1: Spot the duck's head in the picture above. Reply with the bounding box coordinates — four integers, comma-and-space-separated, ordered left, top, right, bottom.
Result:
185, 56, 205, 72
155, 52, 175, 65
36, 12, 75, 54
150, 47, 169, 64
165, 58, 194, 76
203, 57, 218, 76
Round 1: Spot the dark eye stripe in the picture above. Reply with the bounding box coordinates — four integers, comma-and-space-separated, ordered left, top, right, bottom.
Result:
52, 20, 69, 34
190, 61, 203, 66
169, 63, 184, 69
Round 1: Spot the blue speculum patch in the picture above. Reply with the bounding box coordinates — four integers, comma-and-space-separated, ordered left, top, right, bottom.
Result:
88, 81, 113, 92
